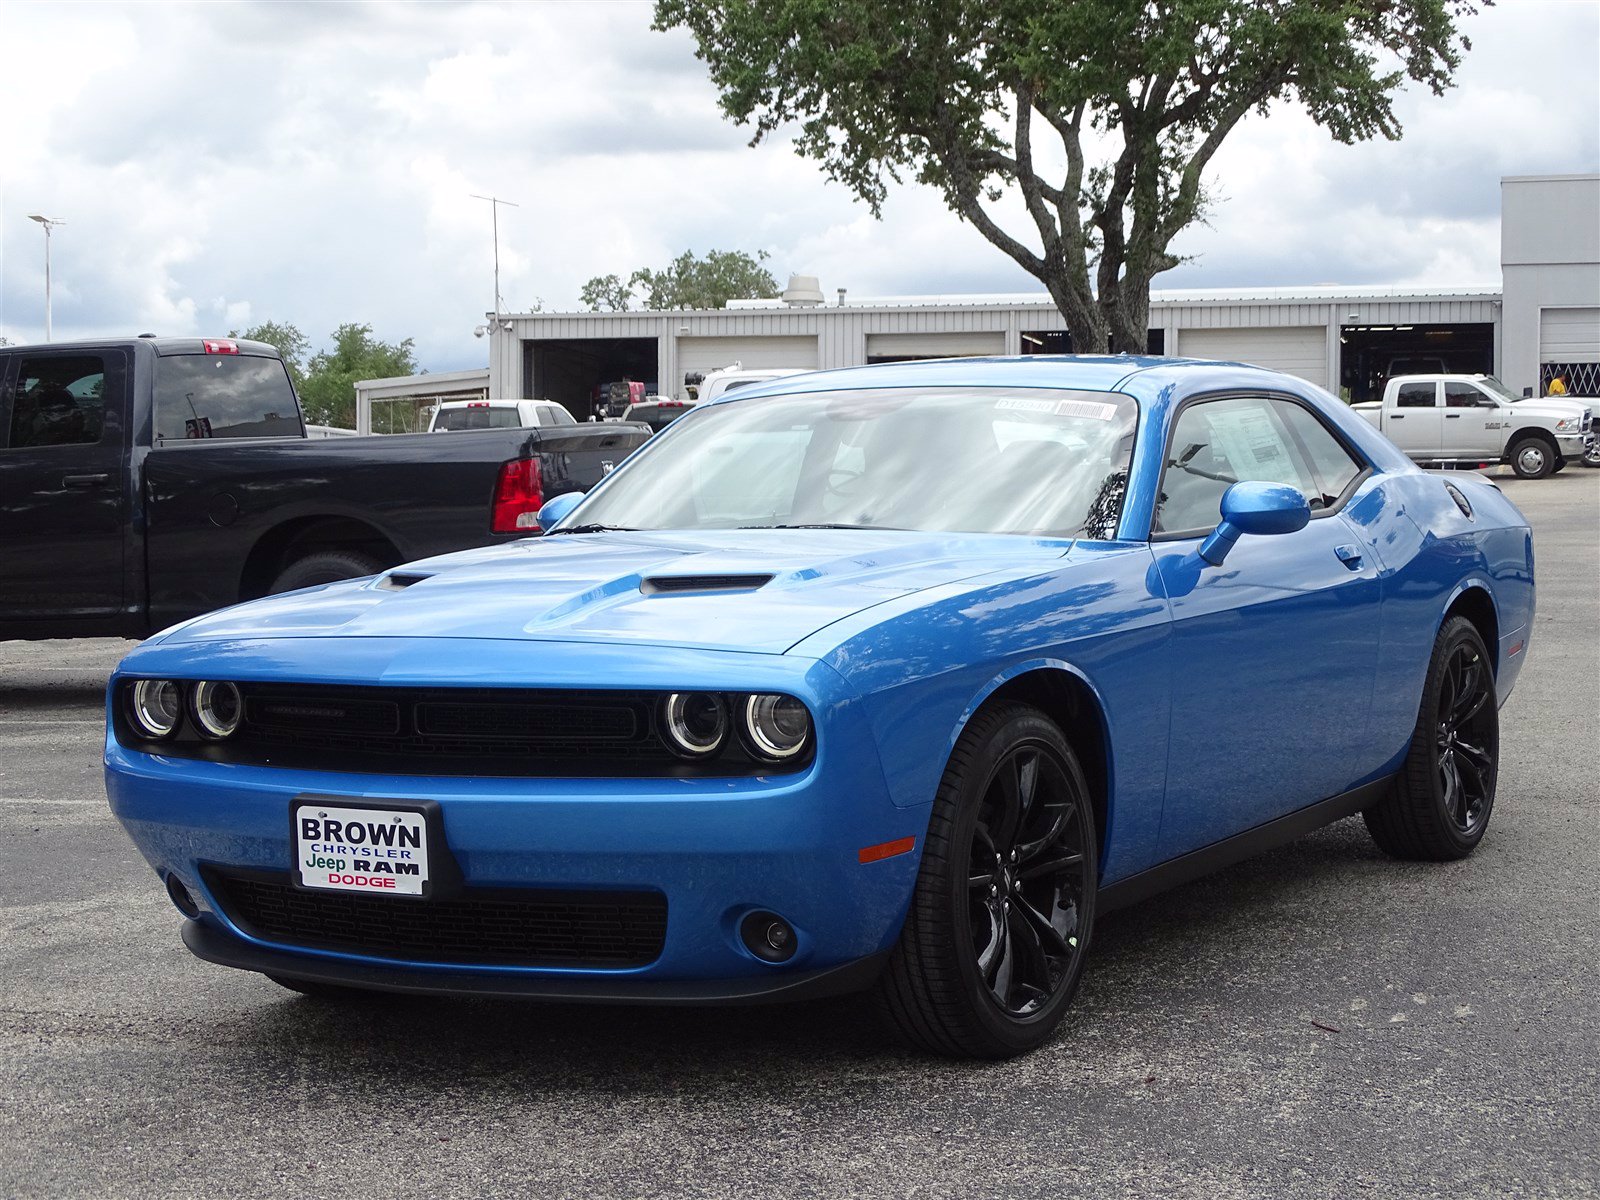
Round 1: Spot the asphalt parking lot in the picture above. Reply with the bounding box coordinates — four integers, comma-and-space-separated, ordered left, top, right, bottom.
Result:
1, 468, 1595, 1199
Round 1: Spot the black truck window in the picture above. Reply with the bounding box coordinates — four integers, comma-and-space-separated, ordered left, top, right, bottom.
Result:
153, 354, 303, 441
6, 355, 107, 449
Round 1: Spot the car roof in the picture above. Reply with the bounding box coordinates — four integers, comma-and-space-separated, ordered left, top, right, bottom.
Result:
0, 336, 283, 357
707, 354, 1298, 405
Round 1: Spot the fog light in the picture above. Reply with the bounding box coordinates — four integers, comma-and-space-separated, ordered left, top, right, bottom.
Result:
740, 910, 797, 963
191, 681, 243, 740
130, 680, 183, 739
165, 872, 201, 919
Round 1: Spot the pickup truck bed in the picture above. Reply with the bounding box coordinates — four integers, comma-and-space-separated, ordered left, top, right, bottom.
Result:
0, 337, 648, 640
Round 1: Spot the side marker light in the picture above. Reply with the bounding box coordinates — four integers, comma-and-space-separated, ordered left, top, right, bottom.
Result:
858, 836, 916, 864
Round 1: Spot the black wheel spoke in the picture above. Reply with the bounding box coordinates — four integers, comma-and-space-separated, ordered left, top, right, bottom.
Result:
975, 900, 1005, 976
1006, 905, 1050, 999
1452, 656, 1485, 722
1019, 849, 1085, 881
1015, 894, 1076, 961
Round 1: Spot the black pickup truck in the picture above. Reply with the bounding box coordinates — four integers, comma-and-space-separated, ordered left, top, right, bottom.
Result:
0, 336, 648, 641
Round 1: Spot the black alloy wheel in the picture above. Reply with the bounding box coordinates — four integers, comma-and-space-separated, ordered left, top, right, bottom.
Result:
1434, 639, 1497, 837
878, 703, 1097, 1058
1365, 615, 1499, 860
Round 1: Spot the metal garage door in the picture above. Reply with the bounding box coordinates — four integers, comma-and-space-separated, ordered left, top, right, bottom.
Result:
1539, 307, 1600, 361
1177, 327, 1327, 387
678, 335, 818, 393
865, 331, 1006, 360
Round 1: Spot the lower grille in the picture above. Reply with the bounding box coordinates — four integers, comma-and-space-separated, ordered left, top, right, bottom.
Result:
204, 868, 666, 968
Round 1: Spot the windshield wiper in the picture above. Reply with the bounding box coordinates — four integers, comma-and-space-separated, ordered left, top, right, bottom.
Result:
544, 523, 637, 535
737, 522, 899, 531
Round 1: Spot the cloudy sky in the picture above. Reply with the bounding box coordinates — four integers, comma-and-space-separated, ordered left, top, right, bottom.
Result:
2, 0, 1596, 371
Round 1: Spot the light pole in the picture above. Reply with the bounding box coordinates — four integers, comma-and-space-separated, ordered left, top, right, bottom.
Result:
27, 214, 66, 342
469, 193, 519, 323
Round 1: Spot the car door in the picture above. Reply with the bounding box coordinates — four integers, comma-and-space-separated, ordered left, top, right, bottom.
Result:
1386, 380, 1443, 456
1149, 393, 1381, 858
0, 348, 130, 622
1441, 380, 1500, 458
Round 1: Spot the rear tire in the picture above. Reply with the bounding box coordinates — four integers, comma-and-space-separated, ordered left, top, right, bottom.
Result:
1364, 616, 1498, 861
876, 703, 1097, 1058
1507, 436, 1554, 479
269, 549, 385, 594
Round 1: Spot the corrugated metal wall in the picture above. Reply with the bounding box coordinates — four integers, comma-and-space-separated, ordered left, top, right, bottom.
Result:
489, 295, 1503, 398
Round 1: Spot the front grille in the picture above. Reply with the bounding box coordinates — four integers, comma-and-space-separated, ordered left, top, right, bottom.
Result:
204, 868, 667, 968
117, 683, 807, 776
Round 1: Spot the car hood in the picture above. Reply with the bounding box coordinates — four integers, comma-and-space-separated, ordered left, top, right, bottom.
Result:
162, 529, 1075, 654
1511, 397, 1590, 422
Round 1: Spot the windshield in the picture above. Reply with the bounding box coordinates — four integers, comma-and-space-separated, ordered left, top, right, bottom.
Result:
435, 406, 523, 430
1479, 376, 1533, 403
154, 354, 303, 441
568, 386, 1138, 538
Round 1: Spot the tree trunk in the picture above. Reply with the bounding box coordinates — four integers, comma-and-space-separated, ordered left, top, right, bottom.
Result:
1040, 271, 1107, 357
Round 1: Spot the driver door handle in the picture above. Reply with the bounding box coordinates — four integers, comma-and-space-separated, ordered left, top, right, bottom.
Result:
63, 473, 111, 489
1334, 544, 1364, 570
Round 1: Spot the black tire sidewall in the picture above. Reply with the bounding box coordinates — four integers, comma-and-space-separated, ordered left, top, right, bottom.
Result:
940, 710, 1098, 1055
1419, 618, 1499, 852
269, 550, 385, 594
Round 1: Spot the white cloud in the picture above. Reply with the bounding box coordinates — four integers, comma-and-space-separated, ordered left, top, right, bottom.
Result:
1, 0, 1595, 368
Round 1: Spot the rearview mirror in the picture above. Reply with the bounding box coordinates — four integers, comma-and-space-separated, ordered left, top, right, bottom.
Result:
1197, 482, 1311, 566
536, 491, 584, 532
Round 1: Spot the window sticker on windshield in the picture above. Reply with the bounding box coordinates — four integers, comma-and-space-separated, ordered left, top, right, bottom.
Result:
1053, 399, 1117, 421
995, 397, 1119, 420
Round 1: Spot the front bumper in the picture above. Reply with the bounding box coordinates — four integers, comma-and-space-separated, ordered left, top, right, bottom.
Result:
1556, 432, 1592, 461
104, 646, 928, 999
182, 919, 889, 1003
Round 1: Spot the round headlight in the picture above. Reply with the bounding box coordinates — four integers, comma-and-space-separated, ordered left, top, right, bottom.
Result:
742, 693, 812, 762
662, 692, 728, 758
130, 680, 183, 739
191, 681, 243, 740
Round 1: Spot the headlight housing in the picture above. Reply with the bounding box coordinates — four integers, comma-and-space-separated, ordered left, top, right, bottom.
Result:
191, 681, 243, 740
1556, 417, 1578, 431
662, 691, 729, 759
129, 680, 184, 739
740, 693, 813, 762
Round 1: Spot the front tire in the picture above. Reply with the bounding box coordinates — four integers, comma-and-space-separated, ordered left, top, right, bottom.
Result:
877, 703, 1097, 1058
1508, 436, 1555, 479
1364, 616, 1498, 861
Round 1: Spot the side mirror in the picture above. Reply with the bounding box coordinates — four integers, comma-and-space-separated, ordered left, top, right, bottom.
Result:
536, 491, 585, 532
1197, 481, 1311, 566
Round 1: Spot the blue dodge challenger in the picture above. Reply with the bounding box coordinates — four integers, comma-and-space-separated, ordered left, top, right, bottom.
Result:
105, 356, 1533, 1058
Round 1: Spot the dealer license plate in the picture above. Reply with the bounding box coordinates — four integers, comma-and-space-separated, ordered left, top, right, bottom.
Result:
293, 801, 430, 897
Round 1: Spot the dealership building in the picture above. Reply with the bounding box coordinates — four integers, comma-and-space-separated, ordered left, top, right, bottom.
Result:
357, 174, 1598, 431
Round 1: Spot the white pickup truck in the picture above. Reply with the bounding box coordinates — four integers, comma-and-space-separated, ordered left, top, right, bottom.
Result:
1353, 374, 1594, 479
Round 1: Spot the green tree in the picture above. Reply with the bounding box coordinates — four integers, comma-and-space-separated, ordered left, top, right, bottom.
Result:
655, 0, 1480, 352
297, 323, 418, 428
632, 248, 778, 309
579, 274, 634, 312
231, 321, 311, 389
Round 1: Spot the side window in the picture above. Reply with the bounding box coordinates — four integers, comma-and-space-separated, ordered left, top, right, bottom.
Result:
546, 404, 577, 426
1395, 382, 1438, 409
1155, 396, 1320, 534
1444, 383, 1493, 409
7, 355, 107, 449
1273, 401, 1366, 508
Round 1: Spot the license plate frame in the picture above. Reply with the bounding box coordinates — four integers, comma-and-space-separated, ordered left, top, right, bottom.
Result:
291, 795, 459, 900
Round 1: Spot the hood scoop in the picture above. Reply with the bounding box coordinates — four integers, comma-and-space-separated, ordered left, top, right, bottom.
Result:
377, 571, 435, 591
639, 573, 774, 595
